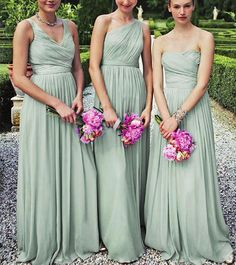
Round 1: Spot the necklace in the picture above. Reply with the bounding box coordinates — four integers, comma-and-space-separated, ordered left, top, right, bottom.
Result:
36, 12, 57, 27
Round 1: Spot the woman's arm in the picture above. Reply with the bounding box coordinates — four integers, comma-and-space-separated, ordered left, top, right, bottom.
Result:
161, 31, 214, 137
140, 24, 153, 127
69, 21, 84, 115
152, 37, 171, 120
13, 20, 76, 123
89, 15, 118, 127
180, 31, 214, 112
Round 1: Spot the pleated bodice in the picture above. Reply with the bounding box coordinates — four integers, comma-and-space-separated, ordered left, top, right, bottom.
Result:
27, 18, 74, 75
162, 50, 200, 90
102, 20, 143, 68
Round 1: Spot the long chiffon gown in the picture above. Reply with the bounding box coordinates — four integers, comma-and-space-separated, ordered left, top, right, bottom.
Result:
93, 20, 150, 262
144, 50, 233, 265
17, 19, 99, 265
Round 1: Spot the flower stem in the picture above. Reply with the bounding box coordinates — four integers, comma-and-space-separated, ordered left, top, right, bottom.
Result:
155, 114, 162, 125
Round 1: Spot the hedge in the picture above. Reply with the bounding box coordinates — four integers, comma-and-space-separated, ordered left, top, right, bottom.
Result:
214, 38, 236, 45
0, 65, 15, 132
0, 46, 13, 64
0, 51, 90, 132
208, 55, 236, 113
0, 45, 89, 65
215, 48, 236, 58
199, 20, 236, 28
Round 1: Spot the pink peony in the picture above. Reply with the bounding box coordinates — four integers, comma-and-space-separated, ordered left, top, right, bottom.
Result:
120, 113, 144, 147
172, 129, 193, 152
163, 144, 177, 161
80, 135, 91, 144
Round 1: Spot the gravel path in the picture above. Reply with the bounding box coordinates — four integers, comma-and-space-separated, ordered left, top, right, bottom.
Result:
0, 91, 235, 264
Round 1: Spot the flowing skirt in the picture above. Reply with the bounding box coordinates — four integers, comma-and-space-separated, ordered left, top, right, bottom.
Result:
145, 87, 233, 265
94, 65, 150, 262
17, 72, 99, 265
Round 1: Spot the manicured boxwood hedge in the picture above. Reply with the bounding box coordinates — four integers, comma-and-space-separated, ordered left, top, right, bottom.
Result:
0, 46, 13, 64
0, 51, 90, 132
215, 48, 236, 58
208, 55, 236, 114
80, 51, 90, 86
0, 65, 15, 132
199, 20, 236, 29
0, 45, 89, 65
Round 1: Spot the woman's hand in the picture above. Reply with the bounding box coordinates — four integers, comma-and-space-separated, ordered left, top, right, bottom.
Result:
55, 101, 76, 124
159, 116, 178, 139
71, 96, 83, 115
141, 108, 151, 128
103, 107, 118, 128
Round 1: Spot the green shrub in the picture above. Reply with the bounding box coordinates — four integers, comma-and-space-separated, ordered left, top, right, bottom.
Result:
0, 51, 90, 132
208, 55, 236, 113
80, 51, 90, 86
148, 19, 157, 31
166, 17, 175, 31
0, 46, 13, 64
215, 48, 236, 58
0, 65, 15, 132
220, 11, 235, 22
215, 38, 236, 45
154, 30, 162, 38
0, 45, 89, 65
199, 20, 236, 28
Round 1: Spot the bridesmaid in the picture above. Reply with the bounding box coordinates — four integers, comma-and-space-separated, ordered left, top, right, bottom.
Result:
144, 0, 234, 264
13, 0, 99, 264
89, 0, 152, 262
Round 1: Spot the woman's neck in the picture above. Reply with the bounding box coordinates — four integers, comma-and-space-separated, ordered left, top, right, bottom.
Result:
114, 9, 134, 23
173, 22, 194, 36
38, 10, 57, 24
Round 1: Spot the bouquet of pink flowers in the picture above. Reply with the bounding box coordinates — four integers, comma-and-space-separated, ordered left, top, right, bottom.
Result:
46, 106, 103, 144
119, 113, 145, 148
155, 114, 196, 162
78, 108, 103, 143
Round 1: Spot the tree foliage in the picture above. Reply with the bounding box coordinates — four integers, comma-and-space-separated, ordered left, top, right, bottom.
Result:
146, 0, 236, 18
1, 0, 81, 33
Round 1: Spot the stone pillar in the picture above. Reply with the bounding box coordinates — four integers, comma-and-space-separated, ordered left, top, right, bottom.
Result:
8, 64, 26, 131
11, 95, 23, 132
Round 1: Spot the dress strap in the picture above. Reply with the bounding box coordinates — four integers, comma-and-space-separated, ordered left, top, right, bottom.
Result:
26, 18, 36, 29
61, 19, 72, 39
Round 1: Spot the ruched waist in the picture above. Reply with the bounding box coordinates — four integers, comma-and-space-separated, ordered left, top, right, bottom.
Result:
102, 60, 139, 68
164, 80, 197, 91
32, 65, 71, 75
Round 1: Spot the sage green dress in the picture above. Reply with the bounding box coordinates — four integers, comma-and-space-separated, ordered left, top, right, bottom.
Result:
17, 19, 99, 265
93, 20, 150, 262
144, 51, 233, 264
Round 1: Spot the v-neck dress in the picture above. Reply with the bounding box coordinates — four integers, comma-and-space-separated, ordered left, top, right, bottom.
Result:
16, 18, 100, 265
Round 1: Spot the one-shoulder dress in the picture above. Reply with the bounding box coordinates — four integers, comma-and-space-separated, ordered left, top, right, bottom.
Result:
94, 20, 150, 262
